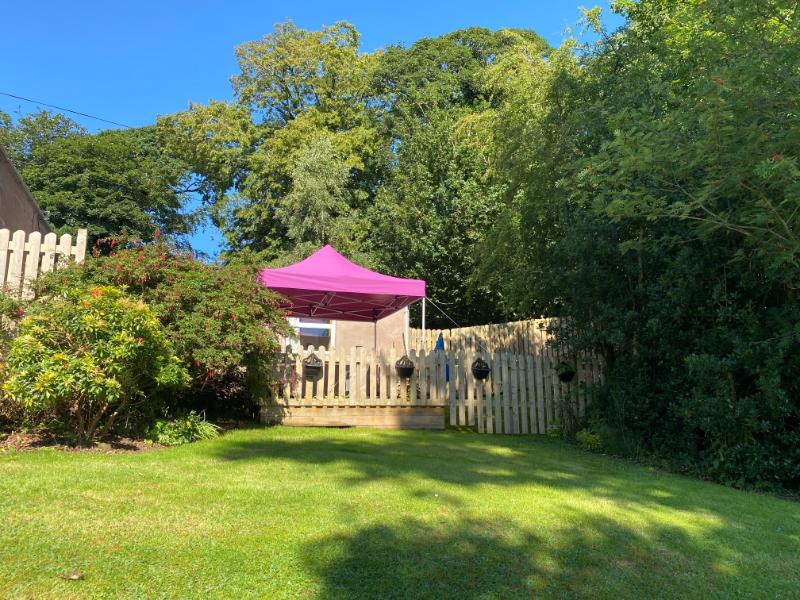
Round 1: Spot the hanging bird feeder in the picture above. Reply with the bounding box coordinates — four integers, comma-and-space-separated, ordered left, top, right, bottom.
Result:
303, 352, 323, 379
471, 357, 491, 380
554, 361, 577, 383
395, 355, 415, 379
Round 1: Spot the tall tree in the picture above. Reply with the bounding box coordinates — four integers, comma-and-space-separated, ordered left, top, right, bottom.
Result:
276, 135, 366, 262
158, 22, 549, 324
368, 28, 549, 325
159, 20, 386, 258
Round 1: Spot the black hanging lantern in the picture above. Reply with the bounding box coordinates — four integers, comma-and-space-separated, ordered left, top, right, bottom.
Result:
303, 352, 323, 380
471, 357, 491, 380
395, 355, 415, 379
555, 361, 577, 383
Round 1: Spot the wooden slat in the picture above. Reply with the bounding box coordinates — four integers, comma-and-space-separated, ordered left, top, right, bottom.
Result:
374, 349, 381, 404
40, 232, 57, 274
484, 352, 494, 434
465, 351, 475, 426
509, 353, 520, 434
315, 347, 324, 404
418, 349, 427, 406
325, 347, 334, 405
518, 354, 529, 435
293, 350, 302, 402
408, 349, 418, 405
56, 232, 72, 269
430, 350, 440, 405
476, 360, 485, 433
349, 347, 358, 406
22, 231, 41, 298
359, 347, 368, 402
362, 348, 375, 406
550, 350, 561, 430
6, 229, 26, 295
542, 346, 553, 430
332, 347, 340, 401
492, 351, 503, 433
502, 352, 512, 434
303, 346, 314, 404
73, 229, 88, 263
0, 228, 9, 291
388, 346, 397, 406
457, 350, 466, 426
527, 354, 538, 434
376, 349, 385, 404
277, 354, 285, 404
448, 350, 457, 426
535, 330, 547, 433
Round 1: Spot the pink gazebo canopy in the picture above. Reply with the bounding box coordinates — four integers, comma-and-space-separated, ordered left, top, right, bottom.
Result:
258, 245, 426, 322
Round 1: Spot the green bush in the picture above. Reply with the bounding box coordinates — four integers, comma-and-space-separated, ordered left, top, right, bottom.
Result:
575, 429, 603, 452
1, 286, 188, 444
146, 411, 220, 446
0, 292, 26, 430
0, 292, 24, 350
37, 239, 291, 417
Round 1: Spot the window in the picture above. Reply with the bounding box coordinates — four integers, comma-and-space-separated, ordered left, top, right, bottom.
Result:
286, 317, 336, 350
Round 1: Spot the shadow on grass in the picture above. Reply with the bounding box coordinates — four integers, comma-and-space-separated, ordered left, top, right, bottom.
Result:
301, 512, 772, 600
211, 428, 768, 515
205, 428, 800, 597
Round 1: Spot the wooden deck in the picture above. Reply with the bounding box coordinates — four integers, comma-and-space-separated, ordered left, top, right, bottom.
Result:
261, 406, 444, 429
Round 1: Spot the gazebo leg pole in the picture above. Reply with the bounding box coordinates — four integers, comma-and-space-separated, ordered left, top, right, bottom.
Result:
404, 306, 409, 353
422, 297, 426, 351
374, 320, 377, 351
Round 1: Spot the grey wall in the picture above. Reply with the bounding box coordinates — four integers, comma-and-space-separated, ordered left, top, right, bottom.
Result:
0, 146, 51, 234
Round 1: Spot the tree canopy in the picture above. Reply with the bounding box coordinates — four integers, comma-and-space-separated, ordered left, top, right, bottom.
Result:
0, 110, 198, 243
157, 22, 548, 324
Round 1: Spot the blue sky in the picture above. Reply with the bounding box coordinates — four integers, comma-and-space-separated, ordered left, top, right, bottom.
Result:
1, 1, 623, 257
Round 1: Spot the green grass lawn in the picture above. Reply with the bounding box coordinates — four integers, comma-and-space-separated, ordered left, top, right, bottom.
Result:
1, 427, 799, 599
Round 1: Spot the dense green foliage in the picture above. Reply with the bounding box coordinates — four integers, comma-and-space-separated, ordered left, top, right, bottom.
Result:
146, 410, 220, 446
36, 241, 290, 417
0, 110, 198, 243
482, 0, 800, 489
1, 286, 187, 444
2, 428, 799, 598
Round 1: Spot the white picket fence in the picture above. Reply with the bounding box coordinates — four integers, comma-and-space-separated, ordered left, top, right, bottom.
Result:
0, 228, 87, 298
270, 344, 603, 434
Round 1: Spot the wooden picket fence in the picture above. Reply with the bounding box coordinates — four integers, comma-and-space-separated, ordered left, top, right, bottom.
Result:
0, 228, 88, 298
410, 317, 553, 354
265, 343, 603, 434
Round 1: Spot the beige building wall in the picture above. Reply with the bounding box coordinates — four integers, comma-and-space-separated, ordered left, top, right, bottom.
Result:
0, 146, 51, 234
333, 309, 408, 352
